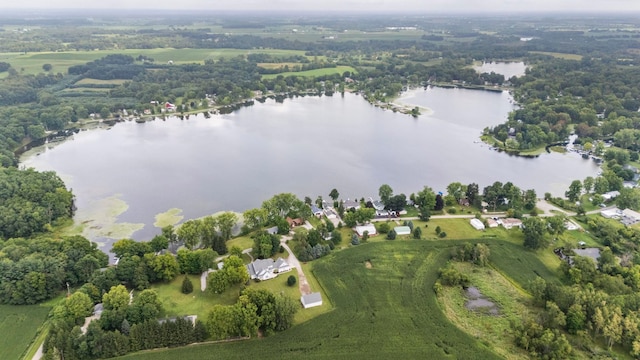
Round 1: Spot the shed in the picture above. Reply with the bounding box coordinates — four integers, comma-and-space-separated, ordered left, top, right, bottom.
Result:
301, 292, 323, 309
355, 224, 377, 237
394, 226, 411, 236
486, 218, 499, 228
470, 218, 485, 230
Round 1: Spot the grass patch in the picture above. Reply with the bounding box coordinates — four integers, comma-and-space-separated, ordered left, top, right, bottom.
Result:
227, 236, 254, 251
150, 275, 240, 320
0, 304, 52, 360
529, 51, 583, 60
437, 262, 533, 359
262, 66, 356, 79
75, 78, 129, 85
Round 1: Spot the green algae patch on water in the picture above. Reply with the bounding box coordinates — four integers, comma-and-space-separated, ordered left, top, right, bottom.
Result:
154, 208, 184, 228
67, 194, 145, 240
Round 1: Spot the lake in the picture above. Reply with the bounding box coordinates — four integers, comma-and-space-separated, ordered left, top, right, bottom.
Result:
21, 86, 599, 251
475, 61, 527, 79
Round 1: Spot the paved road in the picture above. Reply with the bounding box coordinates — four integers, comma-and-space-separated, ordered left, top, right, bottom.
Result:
280, 236, 311, 296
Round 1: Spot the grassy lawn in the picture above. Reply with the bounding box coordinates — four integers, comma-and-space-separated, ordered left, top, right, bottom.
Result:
261, 66, 356, 79
150, 275, 240, 320
227, 235, 254, 251
0, 304, 52, 360
437, 262, 533, 359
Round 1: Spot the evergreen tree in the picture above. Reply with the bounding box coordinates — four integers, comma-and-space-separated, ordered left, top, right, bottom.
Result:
181, 276, 194, 294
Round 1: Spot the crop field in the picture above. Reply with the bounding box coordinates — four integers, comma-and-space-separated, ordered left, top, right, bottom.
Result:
120, 239, 558, 360
262, 66, 356, 79
0, 48, 309, 75
0, 304, 51, 360
529, 51, 583, 60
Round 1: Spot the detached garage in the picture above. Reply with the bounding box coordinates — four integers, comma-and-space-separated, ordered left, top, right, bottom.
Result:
301, 292, 323, 309
394, 226, 411, 236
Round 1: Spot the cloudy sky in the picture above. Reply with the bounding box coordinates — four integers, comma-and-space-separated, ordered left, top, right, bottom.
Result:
3, 0, 640, 12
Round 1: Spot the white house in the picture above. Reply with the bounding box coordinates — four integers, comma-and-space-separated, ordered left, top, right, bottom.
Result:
394, 226, 411, 236
310, 205, 323, 218
602, 191, 620, 201
301, 292, 323, 309
470, 218, 485, 230
355, 224, 377, 237
600, 208, 621, 219
486, 218, 499, 228
500, 218, 523, 229
247, 258, 291, 281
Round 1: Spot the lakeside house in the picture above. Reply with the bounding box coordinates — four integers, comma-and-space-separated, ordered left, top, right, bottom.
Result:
343, 199, 360, 211
247, 258, 291, 281
301, 292, 323, 309
499, 218, 523, 230
286, 217, 304, 228
310, 205, 323, 218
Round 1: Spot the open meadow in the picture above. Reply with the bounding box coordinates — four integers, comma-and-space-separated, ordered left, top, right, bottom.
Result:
119, 238, 556, 360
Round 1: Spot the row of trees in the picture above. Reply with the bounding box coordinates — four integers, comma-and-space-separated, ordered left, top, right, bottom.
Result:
43, 285, 208, 359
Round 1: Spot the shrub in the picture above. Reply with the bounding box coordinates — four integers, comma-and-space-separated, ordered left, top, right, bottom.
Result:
287, 275, 296, 286
377, 222, 390, 234
448, 207, 457, 214
351, 234, 360, 245
435, 226, 442, 235
439, 231, 447, 238
413, 226, 422, 239
181, 276, 193, 294
387, 230, 397, 240
279, 245, 285, 253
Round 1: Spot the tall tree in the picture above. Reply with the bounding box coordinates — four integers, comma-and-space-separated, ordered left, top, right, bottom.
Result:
329, 188, 340, 201
522, 217, 548, 250
565, 180, 583, 202
378, 184, 393, 206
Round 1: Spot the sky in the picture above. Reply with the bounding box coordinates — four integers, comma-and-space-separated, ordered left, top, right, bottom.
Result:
3, 0, 640, 13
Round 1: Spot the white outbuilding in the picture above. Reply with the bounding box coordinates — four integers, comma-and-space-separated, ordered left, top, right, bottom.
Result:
301, 292, 323, 309
470, 218, 485, 230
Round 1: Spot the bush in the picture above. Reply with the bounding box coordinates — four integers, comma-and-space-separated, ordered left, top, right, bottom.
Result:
279, 245, 285, 253
351, 234, 360, 245
387, 230, 397, 240
377, 222, 390, 234
181, 276, 193, 294
448, 207, 457, 214
287, 275, 296, 286
435, 226, 442, 235
439, 231, 447, 238
413, 226, 422, 239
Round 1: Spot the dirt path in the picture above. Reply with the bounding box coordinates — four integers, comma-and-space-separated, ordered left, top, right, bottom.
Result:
280, 236, 311, 296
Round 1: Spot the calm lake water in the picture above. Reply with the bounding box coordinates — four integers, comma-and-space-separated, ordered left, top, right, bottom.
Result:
22, 86, 599, 248
475, 61, 527, 79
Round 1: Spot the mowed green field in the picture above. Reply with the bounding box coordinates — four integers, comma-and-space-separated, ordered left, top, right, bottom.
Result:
0, 304, 51, 360
261, 66, 356, 79
120, 239, 552, 360
0, 48, 308, 75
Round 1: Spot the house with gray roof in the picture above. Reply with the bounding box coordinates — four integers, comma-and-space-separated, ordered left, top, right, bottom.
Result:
247, 257, 291, 281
